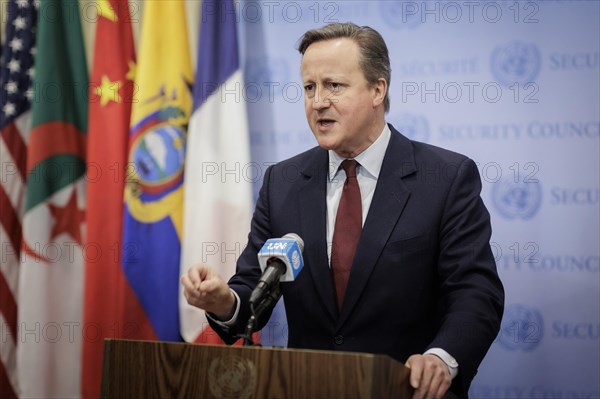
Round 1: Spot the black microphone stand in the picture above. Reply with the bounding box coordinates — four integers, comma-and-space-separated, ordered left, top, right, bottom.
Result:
242, 284, 282, 346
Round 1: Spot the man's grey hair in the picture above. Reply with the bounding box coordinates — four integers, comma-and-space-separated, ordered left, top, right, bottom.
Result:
298, 22, 391, 112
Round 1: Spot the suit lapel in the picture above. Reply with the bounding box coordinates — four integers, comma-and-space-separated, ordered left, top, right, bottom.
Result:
298, 149, 338, 321
337, 127, 417, 328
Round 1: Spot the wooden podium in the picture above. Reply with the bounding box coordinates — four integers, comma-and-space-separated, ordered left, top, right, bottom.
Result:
101, 339, 413, 398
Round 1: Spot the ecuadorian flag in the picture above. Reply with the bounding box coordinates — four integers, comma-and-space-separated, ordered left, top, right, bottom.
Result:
123, 1, 192, 341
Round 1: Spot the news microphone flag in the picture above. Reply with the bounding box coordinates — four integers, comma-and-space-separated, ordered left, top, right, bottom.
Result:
257, 234, 305, 281
251, 234, 305, 305
179, 0, 253, 343
122, 0, 192, 342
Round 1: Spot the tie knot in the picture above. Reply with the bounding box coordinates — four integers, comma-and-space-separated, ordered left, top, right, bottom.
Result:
341, 159, 358, 178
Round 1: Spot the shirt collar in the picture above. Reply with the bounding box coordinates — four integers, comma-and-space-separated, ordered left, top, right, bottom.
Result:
328, 124, 391, 182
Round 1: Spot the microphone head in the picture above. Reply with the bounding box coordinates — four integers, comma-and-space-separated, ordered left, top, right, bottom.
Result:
257, 234, 305, 282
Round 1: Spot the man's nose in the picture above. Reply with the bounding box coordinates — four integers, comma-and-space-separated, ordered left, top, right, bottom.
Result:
311, 87, 331, 110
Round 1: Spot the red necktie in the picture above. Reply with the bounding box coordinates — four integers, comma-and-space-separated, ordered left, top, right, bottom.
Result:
331, 159, 362, 312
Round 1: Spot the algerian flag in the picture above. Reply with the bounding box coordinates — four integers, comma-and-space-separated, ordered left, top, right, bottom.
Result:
17, 0, 88, 396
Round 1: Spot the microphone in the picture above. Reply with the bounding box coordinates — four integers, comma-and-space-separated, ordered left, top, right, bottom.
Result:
249, 233, 304, 305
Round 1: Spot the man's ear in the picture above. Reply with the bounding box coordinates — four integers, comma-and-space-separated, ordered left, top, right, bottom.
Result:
372, 78, 387, 107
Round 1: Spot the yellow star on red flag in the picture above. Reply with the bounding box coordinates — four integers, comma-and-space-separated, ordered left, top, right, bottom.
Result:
96, 75, 122, 106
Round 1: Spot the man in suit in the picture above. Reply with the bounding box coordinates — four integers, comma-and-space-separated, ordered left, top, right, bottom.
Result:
181, 22, 504, 399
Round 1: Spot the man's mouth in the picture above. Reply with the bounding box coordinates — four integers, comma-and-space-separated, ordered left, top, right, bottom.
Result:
317, 119, 335, 127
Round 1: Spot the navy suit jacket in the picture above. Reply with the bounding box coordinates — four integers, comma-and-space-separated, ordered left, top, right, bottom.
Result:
210, 125, 504, 397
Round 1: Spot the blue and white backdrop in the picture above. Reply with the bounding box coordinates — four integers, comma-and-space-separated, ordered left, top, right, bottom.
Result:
229, 1, 599, 396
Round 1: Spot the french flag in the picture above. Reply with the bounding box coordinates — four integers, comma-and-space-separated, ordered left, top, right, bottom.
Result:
179, 0, 253, 343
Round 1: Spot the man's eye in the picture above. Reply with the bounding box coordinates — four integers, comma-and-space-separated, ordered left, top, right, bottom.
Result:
304, 84, 314, 92
329, 82, 341, 91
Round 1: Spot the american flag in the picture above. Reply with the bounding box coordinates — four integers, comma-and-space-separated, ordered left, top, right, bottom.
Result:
0, 1, 37, 397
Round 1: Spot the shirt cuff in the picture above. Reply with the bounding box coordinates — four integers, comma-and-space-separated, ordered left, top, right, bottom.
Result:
205, 289, 241, 327
424, 348, 459, 379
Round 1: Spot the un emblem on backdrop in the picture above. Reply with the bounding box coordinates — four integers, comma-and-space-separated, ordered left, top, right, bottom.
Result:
379, 1, 423, 30
491, 41, 541, 86
392, 113, 430, 143
245, 57, 290, 99
498, 304, 544, 352
492, 178, 542, 220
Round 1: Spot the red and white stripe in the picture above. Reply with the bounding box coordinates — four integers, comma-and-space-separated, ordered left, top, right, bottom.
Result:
0, 111, 30, 399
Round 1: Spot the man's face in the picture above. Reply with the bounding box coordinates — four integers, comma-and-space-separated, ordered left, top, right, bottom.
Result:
301, 38, 385, 158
